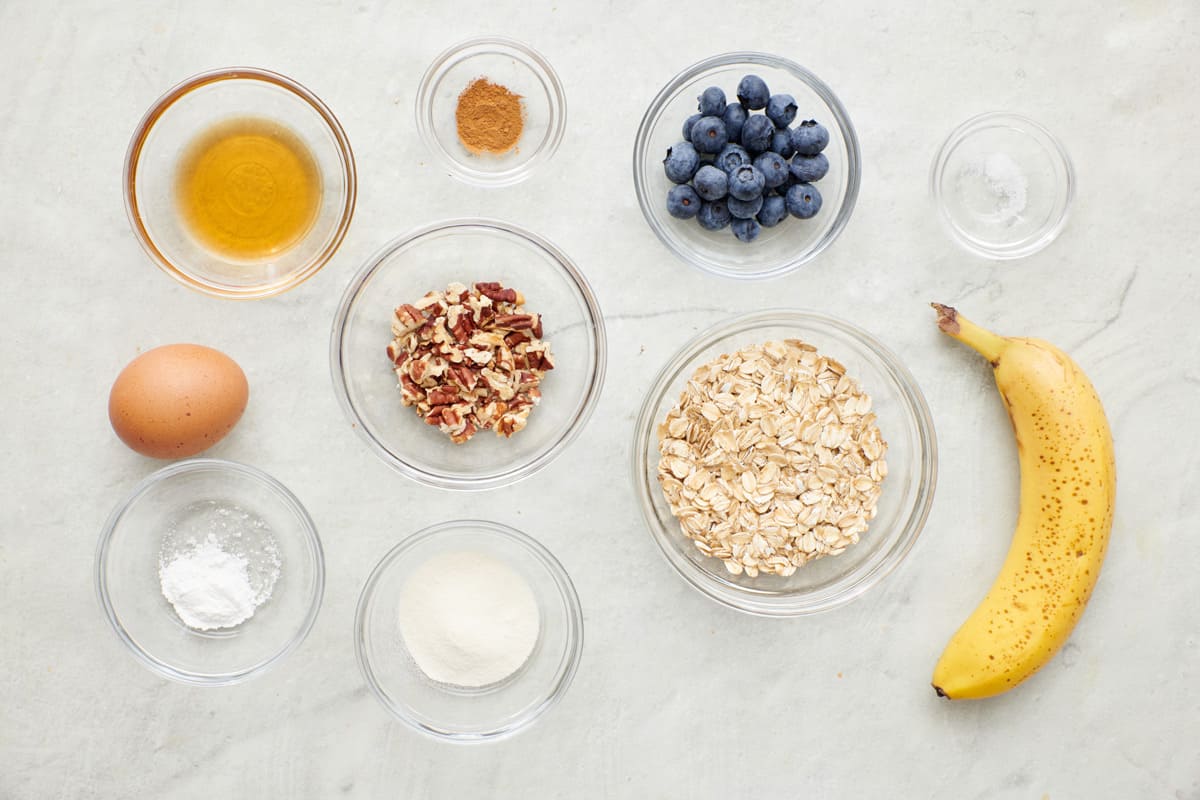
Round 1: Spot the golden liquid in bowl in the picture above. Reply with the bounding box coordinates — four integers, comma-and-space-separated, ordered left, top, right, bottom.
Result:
175, 116, 321, 261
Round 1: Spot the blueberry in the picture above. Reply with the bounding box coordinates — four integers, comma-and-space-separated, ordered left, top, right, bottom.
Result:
770, 129, 795, 159
739, 114, 774, 155
757, 194, 788, 227
790, 119, 830, 155
753, 151, 789, 189
667, 184, 701, 219
715, 143, 752, 174
731, 217, 761, 243
721, 102, 748, 143
736, 74, 770, 110
726, 193, 763, 220
682, 113, 702, 141
728, 164, 766, 201
789, 152, 829, 183
662, 141, 700, 184
697, 198, 732, 231
766, 94, 797, 128
698, 86, 726, 117
689, 116, 728, 154
785, 183, 823, 219
692, 164, 728, 201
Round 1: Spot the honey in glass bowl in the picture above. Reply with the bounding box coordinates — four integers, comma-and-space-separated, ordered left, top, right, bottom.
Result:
174, 115, 322, 261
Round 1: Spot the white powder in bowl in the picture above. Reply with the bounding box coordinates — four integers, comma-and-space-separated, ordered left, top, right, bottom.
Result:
960, 151, 1029, 225
397, 550, 540, 688
158, 501, 281, 631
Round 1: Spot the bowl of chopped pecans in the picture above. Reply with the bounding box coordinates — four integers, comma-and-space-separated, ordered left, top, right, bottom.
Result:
632, 310, 937, 616
331, 219, 606, 490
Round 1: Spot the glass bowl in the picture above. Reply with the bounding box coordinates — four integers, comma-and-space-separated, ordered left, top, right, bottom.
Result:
632, 310, 937, 616
330, 219, 606, 491
124, 67, 357, 299
633, 52, 861, 280
931, 112, 1074, 260
355, 520, 583, 742
95, 459, 325, 685
415, 37, 566, 187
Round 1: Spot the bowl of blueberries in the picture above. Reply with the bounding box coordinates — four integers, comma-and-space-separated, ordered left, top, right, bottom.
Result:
633, 52, 861, 280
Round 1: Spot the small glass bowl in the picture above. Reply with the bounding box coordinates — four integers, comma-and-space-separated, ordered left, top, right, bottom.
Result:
330, 219, 606, 491
95, 459, 325, 685
931, 112, 1074, 260
633, 52, 861, 280
415, 37, 566, 187
124, 67, 357, 299
633, 310, 937, 616
355, 520, 583, 742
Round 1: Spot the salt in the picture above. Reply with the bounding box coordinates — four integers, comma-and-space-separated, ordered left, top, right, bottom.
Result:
962, 151, 1028, 225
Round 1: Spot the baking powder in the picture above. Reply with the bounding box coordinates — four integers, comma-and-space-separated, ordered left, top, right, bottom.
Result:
158, 501, 281, 631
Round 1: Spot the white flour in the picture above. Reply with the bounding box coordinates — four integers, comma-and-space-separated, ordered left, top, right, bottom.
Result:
158, 501, 281, 631
397, 551, 540, 688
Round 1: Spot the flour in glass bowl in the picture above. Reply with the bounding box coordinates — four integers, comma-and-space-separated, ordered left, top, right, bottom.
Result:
158, 500, 282, 631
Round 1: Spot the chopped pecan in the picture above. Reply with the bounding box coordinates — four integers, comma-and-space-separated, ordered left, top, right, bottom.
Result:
387, 281, 554, 444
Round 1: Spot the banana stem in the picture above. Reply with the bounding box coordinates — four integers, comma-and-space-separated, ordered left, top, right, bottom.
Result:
931, 303, 1007, 365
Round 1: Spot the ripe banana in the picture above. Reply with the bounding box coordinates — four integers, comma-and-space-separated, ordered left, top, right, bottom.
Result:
930, 304, 1116, 700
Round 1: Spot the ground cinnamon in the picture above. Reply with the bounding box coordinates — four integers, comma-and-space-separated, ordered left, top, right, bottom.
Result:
455, 78, 524, 155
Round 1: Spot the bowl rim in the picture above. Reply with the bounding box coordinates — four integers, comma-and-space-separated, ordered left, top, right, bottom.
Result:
631, 308, 938, 617
414, 36, 567, 188
123, 66, 358, 299
94, 458, 326, 685
929, 110, 1075, 260
632, 51, 862, 281
353, 518, 584, 742
329, 217, 607, 491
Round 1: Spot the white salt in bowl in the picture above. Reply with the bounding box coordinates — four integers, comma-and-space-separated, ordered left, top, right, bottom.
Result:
354, 519, 583, 742
931, 111, 1074, 259
95, 459, 325, 685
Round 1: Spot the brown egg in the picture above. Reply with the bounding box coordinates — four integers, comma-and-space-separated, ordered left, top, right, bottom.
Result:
108, 344, 249, 459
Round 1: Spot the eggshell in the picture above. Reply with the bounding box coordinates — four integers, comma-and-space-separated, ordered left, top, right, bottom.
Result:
108, 344, 249, 459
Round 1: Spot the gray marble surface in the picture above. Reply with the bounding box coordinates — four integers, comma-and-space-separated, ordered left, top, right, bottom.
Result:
2, 1, 1198, 797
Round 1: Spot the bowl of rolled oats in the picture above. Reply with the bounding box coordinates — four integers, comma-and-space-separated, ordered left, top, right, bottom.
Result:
331, 219, 606, 490
632, 310, 937, 616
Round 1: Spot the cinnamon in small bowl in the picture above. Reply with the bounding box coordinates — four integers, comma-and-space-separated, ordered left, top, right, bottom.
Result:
415, 37, 566, 187
456, 78, 524, 155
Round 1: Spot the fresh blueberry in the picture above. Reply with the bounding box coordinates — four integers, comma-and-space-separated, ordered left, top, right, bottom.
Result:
728, 164, 766, 201
770, 129, 795, 159
789, 120, 830, 155
731, 217, 761, 243
692, 164, 728, 201
682, 113, 702, 141
726, 193, 763, 220
756, 194, 788, 227
753, 151, 789, 189
662, 141, 700, 184
789, 152, 829, 183
721, 102, 748, 143
689, 116, 728, 154
785, 183, 823, 219
736, 74, 770, 110
697, 198, 732, 231
698, 86, 726, 117
766, 94, 797, 128
740, 114, 774, 154
666, 184, 702, 219
715, 143, 752, 174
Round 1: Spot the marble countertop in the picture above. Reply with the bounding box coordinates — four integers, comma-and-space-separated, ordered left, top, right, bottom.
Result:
3, 1, 1198, 797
